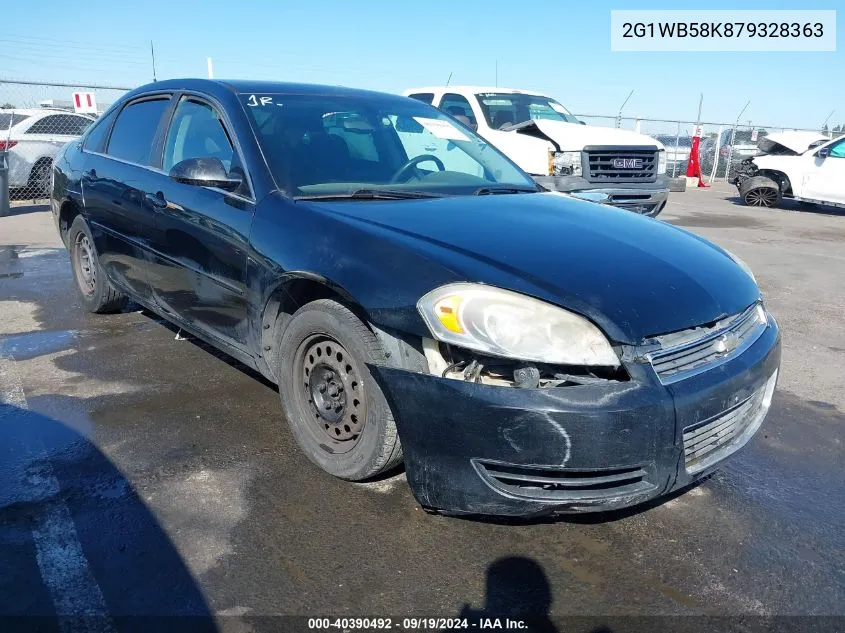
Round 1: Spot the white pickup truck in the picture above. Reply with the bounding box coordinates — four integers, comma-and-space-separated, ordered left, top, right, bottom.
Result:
403, 86, 670, 216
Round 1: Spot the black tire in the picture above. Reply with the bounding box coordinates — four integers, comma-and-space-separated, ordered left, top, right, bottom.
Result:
27, 159, 52, 198
739, 176, 782, 208
68, 215, 127, 313
278, 299, 402, 480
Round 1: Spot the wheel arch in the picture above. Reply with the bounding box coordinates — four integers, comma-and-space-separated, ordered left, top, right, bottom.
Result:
258, 272, 426, 382
58, 199, 83, 247
756, 169, 793, 195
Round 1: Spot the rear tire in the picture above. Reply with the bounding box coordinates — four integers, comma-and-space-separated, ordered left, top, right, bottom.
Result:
27, 159, 52, 198
739, 176, 782, 208
277, 299, 402, 480
68, 215, 127, 314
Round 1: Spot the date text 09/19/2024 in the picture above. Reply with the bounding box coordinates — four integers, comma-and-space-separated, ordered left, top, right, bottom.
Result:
307, 617, 529, 630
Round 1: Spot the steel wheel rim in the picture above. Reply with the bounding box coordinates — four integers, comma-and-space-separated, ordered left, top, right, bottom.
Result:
746, 188, 778, 207
73, 233, 97, 296
294, 334, 366, 452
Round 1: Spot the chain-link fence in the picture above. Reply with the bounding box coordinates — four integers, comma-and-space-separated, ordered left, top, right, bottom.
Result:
573, 114, 841, 183
1, 79, 129, 206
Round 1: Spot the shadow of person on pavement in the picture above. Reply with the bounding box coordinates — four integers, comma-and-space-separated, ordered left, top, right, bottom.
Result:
458, 556, 558, 633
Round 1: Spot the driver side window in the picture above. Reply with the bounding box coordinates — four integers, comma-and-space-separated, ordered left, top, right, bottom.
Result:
164, 98, 234, 170
163, 97, 249, 196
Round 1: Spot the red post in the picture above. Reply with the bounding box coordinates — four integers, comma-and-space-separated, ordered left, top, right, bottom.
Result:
686, 128, 709, 188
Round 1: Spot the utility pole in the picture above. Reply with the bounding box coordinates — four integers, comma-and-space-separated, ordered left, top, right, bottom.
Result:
822, 110, 835, 135
150, 40, 157, 82
616, 90, 634, 128
207, 57, 214, 79
725, 100, 750, 182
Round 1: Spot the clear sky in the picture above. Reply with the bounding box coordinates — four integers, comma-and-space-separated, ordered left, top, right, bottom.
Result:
1, 0, 841, 129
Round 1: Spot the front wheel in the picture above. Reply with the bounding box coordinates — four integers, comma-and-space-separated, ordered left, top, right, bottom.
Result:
277, 299, 402, 480
68, 215, 128, 313
739, 176, 782, 208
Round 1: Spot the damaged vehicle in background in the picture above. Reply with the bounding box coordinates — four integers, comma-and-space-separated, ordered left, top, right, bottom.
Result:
732, 132, 844, 209
52, 79, 780, 518
404, 86, 670, 216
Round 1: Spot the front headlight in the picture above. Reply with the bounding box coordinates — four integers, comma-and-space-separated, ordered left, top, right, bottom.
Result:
417, 283, 619, 366
550, 151, 582, 177
657, 150, 667, 174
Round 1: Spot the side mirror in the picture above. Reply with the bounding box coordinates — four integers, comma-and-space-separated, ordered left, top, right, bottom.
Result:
169, 157, 241, 192
817, 146, 830, 159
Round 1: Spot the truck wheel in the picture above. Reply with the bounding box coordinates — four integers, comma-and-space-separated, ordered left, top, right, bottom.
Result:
277, 299, 403, 481
739, 176, 782, 208
68, 216, 128, 313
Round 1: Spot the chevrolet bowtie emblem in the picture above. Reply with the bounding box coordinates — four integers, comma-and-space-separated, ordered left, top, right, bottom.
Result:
713, 332, 740, 355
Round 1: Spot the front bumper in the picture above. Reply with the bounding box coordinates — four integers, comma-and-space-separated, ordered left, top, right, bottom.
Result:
372, 315, 780, 518
533, 174, 670, 217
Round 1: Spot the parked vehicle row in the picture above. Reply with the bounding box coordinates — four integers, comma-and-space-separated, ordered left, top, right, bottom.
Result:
405, 86, 671, 217
51, 79, 780, 517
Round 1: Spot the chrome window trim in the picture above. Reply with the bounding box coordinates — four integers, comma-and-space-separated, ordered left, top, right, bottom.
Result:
645, 303, 769, 385
82, 150, 256, 205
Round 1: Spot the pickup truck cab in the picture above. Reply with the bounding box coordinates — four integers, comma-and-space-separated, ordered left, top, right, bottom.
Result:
403, 86, 670, 216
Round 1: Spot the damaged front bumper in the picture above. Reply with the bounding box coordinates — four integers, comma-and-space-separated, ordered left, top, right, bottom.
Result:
533, 175, 671, 217
372, 315, 780, 518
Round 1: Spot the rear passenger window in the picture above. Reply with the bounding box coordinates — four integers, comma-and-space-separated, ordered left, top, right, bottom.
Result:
83, 109, 118, 152
439, 93, 477, 128
408, 93, 434, 105
107, 98, 170, 166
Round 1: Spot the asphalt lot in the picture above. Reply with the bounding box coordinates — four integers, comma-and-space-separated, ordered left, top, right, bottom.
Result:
1, 185, 844, 628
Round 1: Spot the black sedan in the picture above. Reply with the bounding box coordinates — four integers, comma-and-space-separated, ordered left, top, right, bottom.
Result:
51, 79, 781, 517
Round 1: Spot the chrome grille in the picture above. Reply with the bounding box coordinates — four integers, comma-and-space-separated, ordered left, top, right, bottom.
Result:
683, 371, 777, 474
647, 303, 768, 384
584, 147, 658, 183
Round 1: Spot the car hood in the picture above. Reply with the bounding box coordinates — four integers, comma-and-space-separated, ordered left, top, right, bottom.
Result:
314, 193, 759, 344
508, 119, 664, 151
757, 131, 828, 155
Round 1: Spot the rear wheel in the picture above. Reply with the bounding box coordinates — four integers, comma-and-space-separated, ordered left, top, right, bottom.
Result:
68, 216, 127, 313
278, 299, 402, 480
740, 176, 782, 208
27, 159, 52, 198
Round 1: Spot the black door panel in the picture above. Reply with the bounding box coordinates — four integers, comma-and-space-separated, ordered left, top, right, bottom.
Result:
81, 156, 155, 302
145, 182, 254, 348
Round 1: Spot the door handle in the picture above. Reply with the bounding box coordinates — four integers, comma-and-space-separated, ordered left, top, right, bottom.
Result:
145, 192, 168, 209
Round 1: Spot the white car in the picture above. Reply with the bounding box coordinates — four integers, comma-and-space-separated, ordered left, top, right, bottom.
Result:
733, 132, 844, 209
1, 109, 95, 197
403, 86, 669, 216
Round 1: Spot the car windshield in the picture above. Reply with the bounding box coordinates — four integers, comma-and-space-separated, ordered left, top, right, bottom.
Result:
724, 130, 767, 145
656, 135, 691, 147
0, 112, 30, 131
240, 93, 536, 198
475, 93, 580, 129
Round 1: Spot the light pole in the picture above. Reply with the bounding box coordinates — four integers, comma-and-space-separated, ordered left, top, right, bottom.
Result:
725, 101, 750, 181
616, 90, 633, 128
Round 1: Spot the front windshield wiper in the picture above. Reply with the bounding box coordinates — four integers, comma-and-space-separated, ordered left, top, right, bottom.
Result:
296, 188, 444, 201
472, 186, 539, 196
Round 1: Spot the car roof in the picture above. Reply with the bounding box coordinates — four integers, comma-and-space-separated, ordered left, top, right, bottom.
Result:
127, 78, 412, 103
404, 86, 549, 97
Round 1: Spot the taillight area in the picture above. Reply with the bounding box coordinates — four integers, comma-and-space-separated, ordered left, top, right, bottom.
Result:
0, 140, 18, 151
